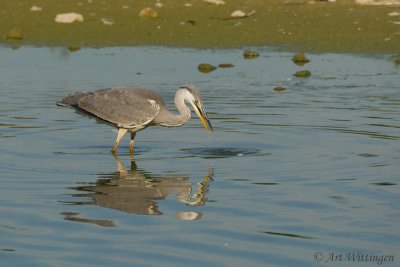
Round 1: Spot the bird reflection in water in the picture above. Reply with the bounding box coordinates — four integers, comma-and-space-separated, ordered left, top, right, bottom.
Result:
61, 154, 213, 226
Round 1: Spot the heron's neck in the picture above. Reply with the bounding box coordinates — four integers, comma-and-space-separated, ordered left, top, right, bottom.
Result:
158, 92, 191, 127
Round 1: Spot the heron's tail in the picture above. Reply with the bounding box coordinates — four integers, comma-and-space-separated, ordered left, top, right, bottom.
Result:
56, 92, 91, 107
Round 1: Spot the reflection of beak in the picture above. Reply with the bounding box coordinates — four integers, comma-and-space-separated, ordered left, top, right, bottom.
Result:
193, 101, 213, 133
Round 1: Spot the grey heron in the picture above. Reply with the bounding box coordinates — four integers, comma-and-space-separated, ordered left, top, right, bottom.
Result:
57, 85, 213, 157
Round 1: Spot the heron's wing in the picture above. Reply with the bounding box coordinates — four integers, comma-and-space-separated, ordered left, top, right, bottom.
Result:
57, 91, 91, 107
77, 88, 161, 128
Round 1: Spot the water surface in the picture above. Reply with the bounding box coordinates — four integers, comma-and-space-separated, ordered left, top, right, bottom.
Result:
0, 46, 399, 266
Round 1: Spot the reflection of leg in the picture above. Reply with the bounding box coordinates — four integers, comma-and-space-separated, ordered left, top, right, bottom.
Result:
130, 132, 136, 160
111, 151, 127, 174
112, 128, 128, 153
205, 166, 214, 182
130, 159, 138, 172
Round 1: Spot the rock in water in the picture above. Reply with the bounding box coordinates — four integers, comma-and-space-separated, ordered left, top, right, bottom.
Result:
218, 63, 235, 68
294, 70, 311, 77
198, 63, 217, 73
274, 87, 287, 92
243, 50, 260, 59
394, 56, 400, 64
292, 52, 310, 64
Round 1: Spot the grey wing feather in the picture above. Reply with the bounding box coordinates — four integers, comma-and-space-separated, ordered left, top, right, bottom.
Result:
77, 88, 161, 128
57, 91, 92, 107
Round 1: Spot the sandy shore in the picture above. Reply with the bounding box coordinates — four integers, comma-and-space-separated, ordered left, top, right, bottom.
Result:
1, 0, 400, 53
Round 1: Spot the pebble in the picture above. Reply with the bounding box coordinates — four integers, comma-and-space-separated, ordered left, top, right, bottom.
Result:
55, 13, 84, 23
388, 11, 400, 16
155, 2, 164, 8
202, 0, 226, 5
231, 10, 247, 18
139, 7, 158, 18
30, 5, 42, 12
101, 18, 114, 25
6, 27, 23, 40
356, 0, 400, 5
231, 10, 256, 18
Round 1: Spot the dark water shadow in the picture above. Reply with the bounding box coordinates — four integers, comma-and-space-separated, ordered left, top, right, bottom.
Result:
370, 182, 396, 186
180, 147, 265, 159
60, 155, 214, 226
261, 231, 314, 240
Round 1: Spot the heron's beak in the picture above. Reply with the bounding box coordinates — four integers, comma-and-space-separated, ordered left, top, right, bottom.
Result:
193, 101, 213, 133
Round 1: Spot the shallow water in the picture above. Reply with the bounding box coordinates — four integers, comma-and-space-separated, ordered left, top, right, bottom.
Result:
0, 46, 399, 267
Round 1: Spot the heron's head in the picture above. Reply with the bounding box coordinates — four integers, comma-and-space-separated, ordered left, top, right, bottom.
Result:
179, 85, 213, 133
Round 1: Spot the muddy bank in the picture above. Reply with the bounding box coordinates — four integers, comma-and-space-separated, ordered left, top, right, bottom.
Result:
1, 0, 400, 53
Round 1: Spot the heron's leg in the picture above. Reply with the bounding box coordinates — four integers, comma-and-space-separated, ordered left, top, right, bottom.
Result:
130, 132, 136, 159
112, 128, 128, 153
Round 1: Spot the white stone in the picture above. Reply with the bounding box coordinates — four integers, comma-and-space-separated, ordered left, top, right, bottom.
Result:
55, 13, 84, 23
231, 10, 247, 18
202, 0, 226, 5
30, 5, 42, 12
388, 11, 400, 16
101, 18, 114, 25
355, 0, 400, 5
138, 7, 158, 18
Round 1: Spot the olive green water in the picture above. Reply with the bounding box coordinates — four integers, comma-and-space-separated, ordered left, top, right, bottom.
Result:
0, 46, 399, 266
